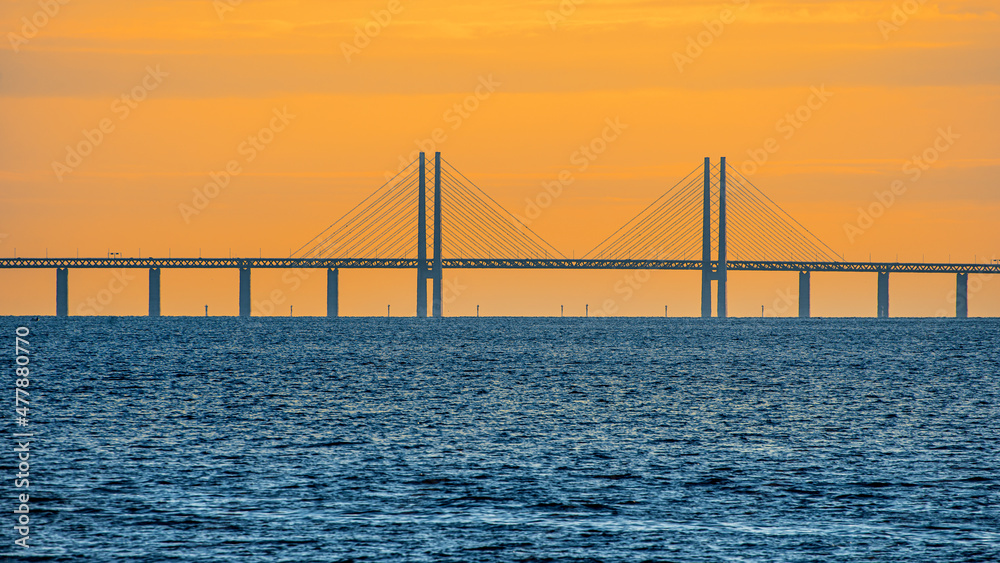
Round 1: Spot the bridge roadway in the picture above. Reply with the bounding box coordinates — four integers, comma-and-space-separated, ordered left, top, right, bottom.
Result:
4, 257, 993, 318
2, 257, 999, 274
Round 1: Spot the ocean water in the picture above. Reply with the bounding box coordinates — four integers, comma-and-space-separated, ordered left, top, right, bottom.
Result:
4, 317, 999, 562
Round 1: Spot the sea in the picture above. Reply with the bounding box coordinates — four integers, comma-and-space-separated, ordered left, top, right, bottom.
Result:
3, 317, 999, 562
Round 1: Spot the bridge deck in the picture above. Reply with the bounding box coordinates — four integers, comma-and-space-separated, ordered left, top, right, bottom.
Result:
1, 258, 998, 274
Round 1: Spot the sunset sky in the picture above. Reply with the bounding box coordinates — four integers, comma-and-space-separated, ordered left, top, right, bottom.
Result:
1, 0, 997, 317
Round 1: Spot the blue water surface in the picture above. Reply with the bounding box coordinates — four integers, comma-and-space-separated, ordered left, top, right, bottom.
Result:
4, 317, 999, 562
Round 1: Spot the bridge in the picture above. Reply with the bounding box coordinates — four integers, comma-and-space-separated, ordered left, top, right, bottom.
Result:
4, 154, 996, 318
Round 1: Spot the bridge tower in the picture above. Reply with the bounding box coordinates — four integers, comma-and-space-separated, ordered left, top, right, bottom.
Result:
416, 152, 444, 318
701, 157, 728, 318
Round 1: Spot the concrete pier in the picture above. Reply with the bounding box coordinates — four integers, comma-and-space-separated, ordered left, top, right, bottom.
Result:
239, 267, 251, 317
56, 268, 68, 317
956, 272, 968, 318
877, 270, 890, 318
327, 268, 339, 317
149, 268, 161, 317
798, 271, 811, 318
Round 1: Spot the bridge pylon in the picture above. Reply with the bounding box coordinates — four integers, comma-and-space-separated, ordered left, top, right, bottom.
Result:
701, 157, 728, 318
416, 152, 444, 318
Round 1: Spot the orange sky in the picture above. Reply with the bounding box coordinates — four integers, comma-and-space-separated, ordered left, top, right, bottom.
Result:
1, 0, 998, 317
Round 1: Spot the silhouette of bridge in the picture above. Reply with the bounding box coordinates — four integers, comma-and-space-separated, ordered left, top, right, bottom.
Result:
4, 153, 996, 318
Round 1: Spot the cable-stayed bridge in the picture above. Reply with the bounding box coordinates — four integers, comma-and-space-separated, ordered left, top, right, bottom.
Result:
3, 153, 996, 318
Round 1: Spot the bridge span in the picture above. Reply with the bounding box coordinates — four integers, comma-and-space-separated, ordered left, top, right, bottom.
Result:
3, 154, 992, 318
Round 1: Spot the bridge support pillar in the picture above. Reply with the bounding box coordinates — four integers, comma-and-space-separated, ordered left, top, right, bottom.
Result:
149, 268, 161, 317
877, 271, 889, 318
239, 267, 251, 317
956, 273, 968, 318
56, 268, 68, 317
327, 268, 339, 317
798, 271, 811, 318
432, 152, 443, 318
